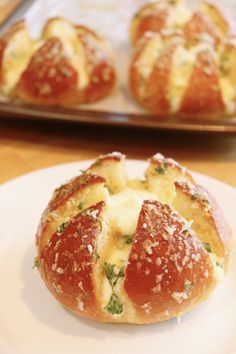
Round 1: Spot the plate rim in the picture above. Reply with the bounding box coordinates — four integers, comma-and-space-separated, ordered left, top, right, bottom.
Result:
0, 158, 236, 354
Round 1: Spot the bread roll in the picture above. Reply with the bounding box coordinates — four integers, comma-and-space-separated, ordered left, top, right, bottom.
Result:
129, 0, 236, 119
35, 152, 230, 324
0, 17, 116, 105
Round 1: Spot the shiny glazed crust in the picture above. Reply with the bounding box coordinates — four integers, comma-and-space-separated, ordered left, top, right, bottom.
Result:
35, 152, 230, 324
129, 1, 236, 118
0, 17, 116, 105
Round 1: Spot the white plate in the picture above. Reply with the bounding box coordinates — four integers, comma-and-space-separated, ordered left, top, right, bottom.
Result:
0, 160, 236, 354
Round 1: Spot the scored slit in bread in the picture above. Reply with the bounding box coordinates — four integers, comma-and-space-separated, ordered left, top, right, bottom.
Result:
35, 152, 230, 324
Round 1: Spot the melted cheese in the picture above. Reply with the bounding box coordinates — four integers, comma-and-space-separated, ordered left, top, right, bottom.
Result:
168, 42, 216, 113
135, 36, 162, 80
43, 19, 89, 89
100, 188, 157, 314
106, 188, 157, 236
2, 28, 36, 95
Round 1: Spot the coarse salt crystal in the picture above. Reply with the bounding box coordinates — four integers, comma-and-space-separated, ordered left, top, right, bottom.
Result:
87, 244, 93, 254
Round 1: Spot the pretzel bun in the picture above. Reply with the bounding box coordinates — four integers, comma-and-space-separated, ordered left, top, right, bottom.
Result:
0, 17, 115, 105
35, 152, 230, 324
130, 1, 236, 118
130, 31, 236, 118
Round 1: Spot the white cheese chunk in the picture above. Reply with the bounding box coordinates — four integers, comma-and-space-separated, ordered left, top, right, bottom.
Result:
106, 188, 157, 236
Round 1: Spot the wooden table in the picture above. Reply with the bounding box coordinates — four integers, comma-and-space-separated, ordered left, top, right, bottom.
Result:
1, 118, 236, 187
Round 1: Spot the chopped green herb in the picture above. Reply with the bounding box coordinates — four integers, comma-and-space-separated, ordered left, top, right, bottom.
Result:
98, 220, 103, 233
184, 280, 193, 294
55, 185, 63, 192
78, 203, 84, 211
80, 169, 87, 175
95, 250, 100, 263
203, 242, 212, 253
191, 192, 209, 205
105, 293, 123, 315
154, 166, 166, 175
104, 262, 125, 289
32, 257, 40, 269
216, 261, 223, 268
122, 234, 133, 244
57, 221, 70, 234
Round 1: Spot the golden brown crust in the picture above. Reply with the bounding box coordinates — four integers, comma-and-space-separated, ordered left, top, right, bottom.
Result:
36, 172, 107, 252
40, 201, 106, 321
174, 181, 230, 266
16, 37, 79, 105
35, 153, 230, 324
143, 40, 177, 116
73, 21, 116, 103
124, 200, 215, 322
180, 49, 224, 118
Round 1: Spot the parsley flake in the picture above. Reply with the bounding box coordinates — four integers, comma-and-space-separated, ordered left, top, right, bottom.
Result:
216, 261, 223, 268
154, 166, 166, 175
57, 221, 70, 235
122, 235, 133, 244
32, 257, 40, 269
95, 250, 100, 263
203, 242, 212, 253
78, 203, 84, 211
104, 262, 125, 289
55, 185, 63, 193
105, 293, 123, 315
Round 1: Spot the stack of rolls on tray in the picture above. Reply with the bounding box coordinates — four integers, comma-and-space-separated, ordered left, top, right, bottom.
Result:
130, 0, 236, 119
0, 17, 116, 105
34, 152, 230, 324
